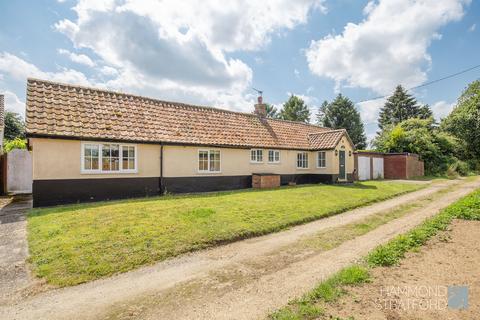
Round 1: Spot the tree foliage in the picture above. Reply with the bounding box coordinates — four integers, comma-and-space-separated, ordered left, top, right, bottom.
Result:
5, 111, 25, 140
373, 118, 456, 174
441, 80, 480, 161
265, 103, 279, 119
4, 138, 27, 153
318, 94, 367, 149
378, 85, 433, 130
279, 95, 310, 123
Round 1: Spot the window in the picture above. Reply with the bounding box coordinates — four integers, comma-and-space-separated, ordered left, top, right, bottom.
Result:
268, 150, 280, 163
102, 144, 120, 171
83, 144, 99, 170
122, 146, 136, 171
82, 143, 136, 173
250, 149, 263, 163
297, 152, 309, 169
198, 150, 221, 173
317, 151, 326, 168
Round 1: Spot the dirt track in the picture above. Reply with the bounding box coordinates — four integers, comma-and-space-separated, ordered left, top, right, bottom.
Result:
1, 178, 479, 320
324, 219, 480, 320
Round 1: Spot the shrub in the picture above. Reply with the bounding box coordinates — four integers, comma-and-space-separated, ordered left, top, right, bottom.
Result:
446, 159, 471, 177
4, 138, 27, 153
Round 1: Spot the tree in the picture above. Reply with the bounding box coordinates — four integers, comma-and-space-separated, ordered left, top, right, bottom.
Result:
316, 100, 328, 126
4, 112, 25, 140
318, 94, 367, 149
373, 118, 456, 174
279, 95, 310, 123
265, 103, 279, 119
441, 80, 480, 162
378, 85, 433, 130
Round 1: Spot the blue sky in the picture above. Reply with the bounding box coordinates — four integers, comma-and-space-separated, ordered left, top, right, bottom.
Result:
0, 0, 479, 143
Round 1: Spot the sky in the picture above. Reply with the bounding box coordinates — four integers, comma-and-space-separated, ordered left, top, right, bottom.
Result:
0, 0, 479, 144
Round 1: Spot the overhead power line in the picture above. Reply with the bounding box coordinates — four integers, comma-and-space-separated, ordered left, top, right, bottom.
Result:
355, 63, 480, 104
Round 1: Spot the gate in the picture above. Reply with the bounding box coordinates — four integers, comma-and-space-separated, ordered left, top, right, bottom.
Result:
5, 149, 32, 194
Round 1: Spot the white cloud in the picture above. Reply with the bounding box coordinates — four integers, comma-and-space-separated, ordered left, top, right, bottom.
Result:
53, 0, 324, 111
3, 91, 25, 118
99, 65, 118, 76
57, 48, 96, 67
306, 0, 470, 95
0, 52, 92, 86
254, 57, 264, 65
469, 23, 476, 32
431, 100, 455, 120
294, 68, 300, 78
357, 98, 385, 125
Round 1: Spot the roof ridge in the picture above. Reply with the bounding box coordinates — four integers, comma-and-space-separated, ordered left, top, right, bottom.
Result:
308, 128, 345, 135
27, 77, 327, 130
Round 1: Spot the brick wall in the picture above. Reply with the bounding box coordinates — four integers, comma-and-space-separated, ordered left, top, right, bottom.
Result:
252, 174, 280, 188
406, 155, 424, 178
384, 154, 424, 179
384, 155, 406, 179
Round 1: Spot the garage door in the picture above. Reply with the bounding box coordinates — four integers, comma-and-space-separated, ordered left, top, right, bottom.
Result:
358, 156, 370, 181
372, 157, 384, 179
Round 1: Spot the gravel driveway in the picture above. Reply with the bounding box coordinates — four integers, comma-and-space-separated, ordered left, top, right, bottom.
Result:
0, 195, 33, 304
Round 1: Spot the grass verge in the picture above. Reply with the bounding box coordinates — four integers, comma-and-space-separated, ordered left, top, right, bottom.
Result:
269, 187, 480, 320
27, 181, 423, 287
367, 187, 480, 267
270, 265, 370, 320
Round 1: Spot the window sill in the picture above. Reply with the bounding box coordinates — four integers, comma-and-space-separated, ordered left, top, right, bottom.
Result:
197, 171, 222, 174
81, 170, 138, 174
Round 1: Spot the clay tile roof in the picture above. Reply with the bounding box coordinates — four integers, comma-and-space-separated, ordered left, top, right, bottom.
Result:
308, 129, 349, 149
25, 78, 349, 150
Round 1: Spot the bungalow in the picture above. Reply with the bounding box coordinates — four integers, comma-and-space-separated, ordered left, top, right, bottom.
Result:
26, 79, 355, 207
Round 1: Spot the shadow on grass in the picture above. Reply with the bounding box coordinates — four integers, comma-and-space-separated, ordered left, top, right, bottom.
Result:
336, 182, 378, 190
29, 182, 381, 217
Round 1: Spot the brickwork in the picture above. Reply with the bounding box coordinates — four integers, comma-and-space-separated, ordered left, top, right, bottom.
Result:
384, 154, 424, 179
252, 174, 280, 189
356, 152, 424, 180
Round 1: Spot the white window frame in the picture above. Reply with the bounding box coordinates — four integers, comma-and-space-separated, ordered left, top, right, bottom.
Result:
268, 150, 280, 163
198, 149, 221, 173
250, 149, 263, 163
81, 142, 138, 174
317, 151, 326, 168
297, 152, 309, 169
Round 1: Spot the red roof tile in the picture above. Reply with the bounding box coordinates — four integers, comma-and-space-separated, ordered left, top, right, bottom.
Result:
26, 79, 349, 150
308, 129, 349, 149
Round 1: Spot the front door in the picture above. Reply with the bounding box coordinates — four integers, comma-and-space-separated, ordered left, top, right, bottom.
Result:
339, 150, 346, 180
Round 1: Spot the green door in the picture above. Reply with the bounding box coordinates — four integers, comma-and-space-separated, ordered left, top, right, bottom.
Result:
339, 150, 346, 180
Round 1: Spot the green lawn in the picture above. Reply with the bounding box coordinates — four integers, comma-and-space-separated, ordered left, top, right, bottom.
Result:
27, 181, 423, 286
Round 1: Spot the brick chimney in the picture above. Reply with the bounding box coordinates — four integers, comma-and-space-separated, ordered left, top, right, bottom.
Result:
254, 95, 267, 118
